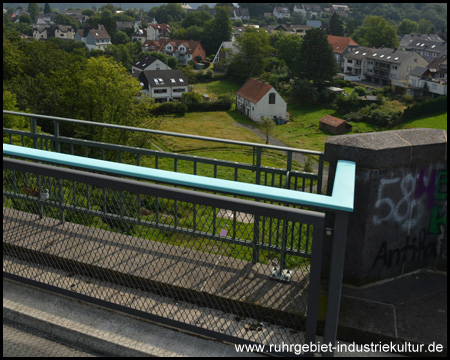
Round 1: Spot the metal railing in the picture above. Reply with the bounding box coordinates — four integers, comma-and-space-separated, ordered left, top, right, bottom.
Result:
3, 142, 355, 356
3, 110, 325, 194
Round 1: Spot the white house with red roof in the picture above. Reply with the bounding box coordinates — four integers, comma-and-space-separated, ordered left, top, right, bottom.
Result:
327, 35, 359, 71
74, 25, 111, 51
142, 39, 206, 65
236, 78, 289, 123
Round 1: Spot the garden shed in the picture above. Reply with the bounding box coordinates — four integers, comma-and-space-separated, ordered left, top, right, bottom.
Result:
319, 115, 352, 135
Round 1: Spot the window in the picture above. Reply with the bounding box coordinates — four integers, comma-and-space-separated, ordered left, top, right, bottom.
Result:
269, 93, 276, 104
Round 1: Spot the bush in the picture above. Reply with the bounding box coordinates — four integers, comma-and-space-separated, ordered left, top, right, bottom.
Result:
183, 95, 233, 112
353, 86, 367, 96
401, 95, 447, 121
151, 102, 187, 116
335, 93, 361, 113
344, 112, 366, 122
368, 108, 402, 127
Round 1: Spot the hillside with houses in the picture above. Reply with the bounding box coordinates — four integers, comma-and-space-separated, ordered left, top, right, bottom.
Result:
3, 3, 447, 147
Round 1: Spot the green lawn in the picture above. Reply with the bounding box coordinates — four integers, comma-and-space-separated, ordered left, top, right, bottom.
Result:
395, 112, 447, 130
175, 80, 447, 155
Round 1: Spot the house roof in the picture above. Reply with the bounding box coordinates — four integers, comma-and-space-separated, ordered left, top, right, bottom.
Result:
77, 25, 110, 39
139, 69, 188, 89
327, 35, 359, 53
399, 34, 444, 48
132, 55, 168, 70
236, 78, 274, 104
142, 39, 203, 55
90, 25, 110, 39
409, 66, 429, 77
345, 46, 423, 64
319, 115, 347, 127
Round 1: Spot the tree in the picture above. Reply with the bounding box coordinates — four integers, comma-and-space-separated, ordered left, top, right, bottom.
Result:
294, 28, 337, 85
44, 3, 51, 14
353, 16, 399, 48
202, 6, 232, 55
27, 3, 39, 21
259, 117, 275, 144
76, 56, 145, 147
329, 13, 344, 36
149, 3, 185, 23
181, 11, 212, 28
397, 19, 418, 35
417, 19, 436, 34
18, 14, 32, 24
226, 28, 274, 83
112, 31, 130, 45
273, 33, 303, 76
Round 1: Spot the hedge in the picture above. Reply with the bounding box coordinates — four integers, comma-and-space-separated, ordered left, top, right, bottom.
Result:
401, 95, 447, 121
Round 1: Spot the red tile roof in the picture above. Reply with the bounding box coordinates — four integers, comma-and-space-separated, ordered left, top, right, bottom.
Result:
320, 115, 346, 127
327, 35, 359, 53
236, 78, 274, 103
142, 39, 203, 55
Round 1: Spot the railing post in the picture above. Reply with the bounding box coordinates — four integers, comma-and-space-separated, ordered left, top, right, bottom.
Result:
54, 120, 60, 153
30, 117, 37, 149
317, 154, 324, 195
255, 146, 262, 185
322, 211, 350, 357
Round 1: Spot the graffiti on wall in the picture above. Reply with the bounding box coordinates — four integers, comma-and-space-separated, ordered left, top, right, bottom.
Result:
372, 168, 447, 269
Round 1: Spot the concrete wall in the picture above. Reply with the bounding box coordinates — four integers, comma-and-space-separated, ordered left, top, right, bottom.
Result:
323, 128, 447, 286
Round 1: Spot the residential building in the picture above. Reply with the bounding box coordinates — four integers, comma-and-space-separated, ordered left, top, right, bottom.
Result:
319, 115, 352, 135
327, 35, 359, 71
131, 23, 170, 42
399, 34, 444, 49
212, 41, 239, 71
231, 7, 250, 21
293, 4, 323, 18
394, 54, 447, 98
266, 24, 313, 38
74, 25, 112, 51
404, 39, 447, 62
326, 5, 350, 17
116, 21, 139, 31
142, 39, 205, 65
33, 24, 75, 41
343, 46, 429, 86
131, 55, 172, 77
273, 7, 290, 19
57, 9, 88, 23
236, 78, 289, 123
147, 23, 171, 40
138, 69, 189, 102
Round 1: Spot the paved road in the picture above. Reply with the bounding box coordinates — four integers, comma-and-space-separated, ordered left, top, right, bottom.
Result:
3, 321, 101, 357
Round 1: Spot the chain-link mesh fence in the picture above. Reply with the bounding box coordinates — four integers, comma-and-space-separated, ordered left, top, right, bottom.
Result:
3, 158, 325, 352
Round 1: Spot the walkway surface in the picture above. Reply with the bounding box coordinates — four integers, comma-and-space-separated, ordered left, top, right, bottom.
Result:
3, 207, 447, 357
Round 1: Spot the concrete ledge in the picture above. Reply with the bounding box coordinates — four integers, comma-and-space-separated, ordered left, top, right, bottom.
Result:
324, 128, 447, 169
3, 277, 263, 357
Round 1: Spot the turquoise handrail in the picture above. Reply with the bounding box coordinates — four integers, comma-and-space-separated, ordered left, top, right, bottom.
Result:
3, 144, 355, 212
